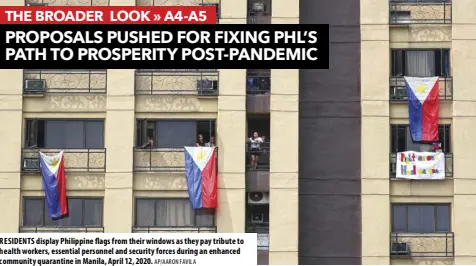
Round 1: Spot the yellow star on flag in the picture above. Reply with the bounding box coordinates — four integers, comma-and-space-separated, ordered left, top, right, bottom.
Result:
416, 84, 426, 93
50, 158, 59, 167
195, 151, 205, 161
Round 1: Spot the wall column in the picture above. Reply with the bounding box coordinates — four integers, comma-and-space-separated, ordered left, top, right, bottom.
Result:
452, 0, 476, 263
360, 0, 390, 264
103, 69, 135, 233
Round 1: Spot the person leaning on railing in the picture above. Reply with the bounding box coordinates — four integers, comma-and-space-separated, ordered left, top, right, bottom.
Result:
141, 136, 154, 148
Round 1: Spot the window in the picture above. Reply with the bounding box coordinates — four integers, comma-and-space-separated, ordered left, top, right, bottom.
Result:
23, 198, 103, 227
136, 120, 216, 148
135, 199, 215, 227
246, 69, 271, 95
392, 204, 450, 233
391, 124, 450, 152
391, 49, 450, 77
25, 119, 104, 149
247, 0, 271, 16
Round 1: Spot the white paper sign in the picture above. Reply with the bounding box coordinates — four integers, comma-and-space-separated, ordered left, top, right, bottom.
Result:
396, 151, 445, 180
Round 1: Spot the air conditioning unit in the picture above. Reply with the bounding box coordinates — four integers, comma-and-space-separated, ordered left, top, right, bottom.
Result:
24, 79, 46, 94
199, 3, 220, 19
250, 213, 264, 224
391, 242, 410, 256
23, 158, 40, 172
27, 3, 49, 6
251, 2, 265, 12
390, 11, 411, 24
393, 87, 407, 100
248, 192, 269, 205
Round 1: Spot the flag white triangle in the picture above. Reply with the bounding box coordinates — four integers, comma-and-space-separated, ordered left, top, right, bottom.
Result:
185, 147, 214, 171
404, 76, 439, 104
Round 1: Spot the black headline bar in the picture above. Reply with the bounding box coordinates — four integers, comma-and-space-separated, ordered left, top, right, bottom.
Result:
0, 24, 329, 69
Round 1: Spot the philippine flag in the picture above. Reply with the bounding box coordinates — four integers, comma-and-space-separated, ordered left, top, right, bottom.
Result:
39, 151, 68, 219
184, 147, 217, 209
404, 76, 440, 142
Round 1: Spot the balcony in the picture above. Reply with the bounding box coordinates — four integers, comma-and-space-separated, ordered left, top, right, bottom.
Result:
247, 69, 270, 113
23, 69, 107, 95
132, 226, 217, 233
20, 226, 104, 233
389, 76, 452, 101
22, 148, 106, 173
390, 153, 453, 178
25, 0, 109, 6
390, 232, 454, 257
389, 0, 451, 25
135, 69, 219, 96
245, 143, 270, 191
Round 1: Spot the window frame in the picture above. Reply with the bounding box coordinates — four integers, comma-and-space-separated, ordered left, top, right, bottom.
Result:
22, 197, 104, 227
390, 49, 451, 77
134, 198, 216, 227
390, 124, 451, 152
391, 203, 451, 233
135, 119, 216, 148
24, 119, 105, 149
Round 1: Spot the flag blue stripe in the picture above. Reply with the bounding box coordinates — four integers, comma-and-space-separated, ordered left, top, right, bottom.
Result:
406, 79, 423, 142
185, 150, 203, 209
39, 156, 61, 219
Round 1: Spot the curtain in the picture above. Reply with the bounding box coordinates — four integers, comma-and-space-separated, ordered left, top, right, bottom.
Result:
156, 121, 196, 148
84, 199, 103, 226
156, 199, 193, 226
45, 121, 85, 148
23, 199, 44, 226
407, 205, 435, 233
135, 199, 155, 227
405, 51, 435, 76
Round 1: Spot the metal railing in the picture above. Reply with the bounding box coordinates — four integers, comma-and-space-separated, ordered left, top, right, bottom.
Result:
133, 147, 185, 172
26, 0, 109, 5
389, 0, 452, 24
246, 222, 269, 233
247, 70, 271, 95
20, 226, 104, 233
389, 76, 452, 101
132, 226, 217, 233
247, 14, 271, 24
390, 232, 454, 257
390, 153, 453, 177
135, 69, 219, 96
136, 0, 218, 6
23, 69, 107, 94
246, 142, 270, 171
22, 148, 106, 172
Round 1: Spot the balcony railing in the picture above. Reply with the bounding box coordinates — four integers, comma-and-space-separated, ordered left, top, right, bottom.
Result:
22, 148, 106, 173
23, 69, 107, 94
132, 226, 217, 233
135, 69, 219, 96
390, 76, 452, 101
390, 153, 453, 177
390, 232, 454, 257
247, 14, 271, 24
389, 0, 452, 25
247, 70, 271, 95
25, 0, 109, 6
246, 143, 270, 171
20, 226, 104, 233
246, 222, 269, 233
133, 148, 185, 172
136, 0, 218, 6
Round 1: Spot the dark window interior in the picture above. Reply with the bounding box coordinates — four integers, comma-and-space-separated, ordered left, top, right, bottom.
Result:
391, 49, 450, 77
135, 198, 215, 227
25, 119, 104, 149
247, 0, 272, 15
391, 124, 450, 152
136, 120, 216, 148
23, 197, 103, 227
246, 204, 269, 225
392, 204, 450, 233
247, 116, 270, 141
246, 69, 271, 94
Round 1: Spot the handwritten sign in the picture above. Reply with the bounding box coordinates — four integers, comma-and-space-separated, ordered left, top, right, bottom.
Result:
396, 151, 445, 180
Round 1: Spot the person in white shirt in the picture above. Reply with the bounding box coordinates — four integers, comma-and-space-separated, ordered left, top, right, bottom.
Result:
206, 136, 216, 147
247, 132, 263, 170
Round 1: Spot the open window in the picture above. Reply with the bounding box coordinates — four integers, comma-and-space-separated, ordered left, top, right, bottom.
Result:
391, 49, 451, 77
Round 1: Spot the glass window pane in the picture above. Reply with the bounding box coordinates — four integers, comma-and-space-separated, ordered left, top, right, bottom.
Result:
392, 205, 406, 232
156, 199, 193, 226
196, 209, 215, 227
405, 51, 435, 77
85, 121, 104, 148
84, 199, 103, 226
23, 199, 44, 226
136, 199, 155, 227
156, 121, 196, 148
45, 121, 66, 148
60, 199, 83, 226
408, 205, 436, 233
436, 205, 450, 232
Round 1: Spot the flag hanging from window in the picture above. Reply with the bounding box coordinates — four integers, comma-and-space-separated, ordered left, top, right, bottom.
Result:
404, 76, 439, 142
39, 151, 68, 219
184, 147, 217, 209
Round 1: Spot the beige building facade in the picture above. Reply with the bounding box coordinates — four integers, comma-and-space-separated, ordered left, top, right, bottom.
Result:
0, 0, 473, 265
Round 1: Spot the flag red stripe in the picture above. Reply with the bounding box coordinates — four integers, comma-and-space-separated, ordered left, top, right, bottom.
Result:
200, 148, 217, 208
56, 155, 68, 216
421, 80, 439, 142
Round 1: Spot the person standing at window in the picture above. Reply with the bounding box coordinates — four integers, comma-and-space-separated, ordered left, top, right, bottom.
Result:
248, 132, 263, 170
141, 136, 154, 148
196, 134, 206, 147
206, 136, 216, 147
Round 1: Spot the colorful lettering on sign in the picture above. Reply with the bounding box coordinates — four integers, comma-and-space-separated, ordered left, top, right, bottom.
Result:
400, 153, 438, 163
400, 165, 440, 176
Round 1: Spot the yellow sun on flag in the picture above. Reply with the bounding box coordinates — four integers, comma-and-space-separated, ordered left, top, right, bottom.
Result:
50, 158, 59, 167
195, 151, 205, 161
416, 84, 427, 93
